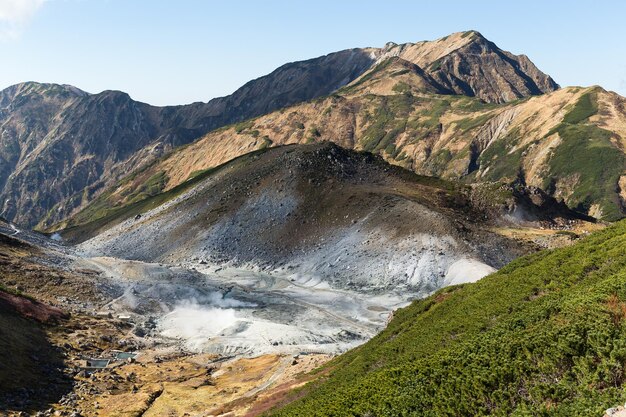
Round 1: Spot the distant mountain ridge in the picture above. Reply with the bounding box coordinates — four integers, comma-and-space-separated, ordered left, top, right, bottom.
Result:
0, 31, 559, 228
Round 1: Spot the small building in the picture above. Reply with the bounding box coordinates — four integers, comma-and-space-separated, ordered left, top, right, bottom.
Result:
78, 358, 110, 371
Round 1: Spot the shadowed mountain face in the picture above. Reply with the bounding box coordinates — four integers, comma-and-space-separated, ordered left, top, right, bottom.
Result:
0, 31, 558, 229
0, 300, 71, 413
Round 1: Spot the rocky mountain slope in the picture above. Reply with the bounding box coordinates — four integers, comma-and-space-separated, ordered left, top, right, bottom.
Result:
376, 30, 558, 103
91, 62, 623, 221
0, 31, 557, 229
0, 51, 375, 228
268, 219, 626, 417
74, 143, 588, 296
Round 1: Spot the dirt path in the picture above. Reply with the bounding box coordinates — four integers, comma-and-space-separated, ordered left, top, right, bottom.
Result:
242, 355, 292, 399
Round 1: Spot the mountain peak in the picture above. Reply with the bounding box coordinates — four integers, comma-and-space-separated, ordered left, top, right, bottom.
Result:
3, 81, 87, 96
375, 31, 559, 103
460, 29, 484, 39
0, 82, 88, 109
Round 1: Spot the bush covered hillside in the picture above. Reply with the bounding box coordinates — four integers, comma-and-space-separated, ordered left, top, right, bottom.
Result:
270, 221, 626, 416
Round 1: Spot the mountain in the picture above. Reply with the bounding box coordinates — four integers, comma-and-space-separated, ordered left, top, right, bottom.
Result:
96, 66, 623, 221
4, 29, 624, 417
266, 219, 626, 416
71, 143, 591, 296
0, 144, 593, 415
0, 51, 376, 228
0, 30, 558, 229
376, 30, 558, 103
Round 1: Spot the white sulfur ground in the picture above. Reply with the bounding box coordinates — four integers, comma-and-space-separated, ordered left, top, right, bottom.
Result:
80, 254, 496, 357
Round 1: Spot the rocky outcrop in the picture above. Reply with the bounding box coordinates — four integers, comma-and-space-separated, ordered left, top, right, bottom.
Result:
425, 32, 559, 103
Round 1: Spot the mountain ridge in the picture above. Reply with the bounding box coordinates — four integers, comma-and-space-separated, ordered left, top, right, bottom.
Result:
73, 77, 625, 225
0, 31, 559, 228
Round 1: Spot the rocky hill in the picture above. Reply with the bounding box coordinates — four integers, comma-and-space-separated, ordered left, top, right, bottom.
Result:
0, 31, 558, 229
73, 143, 590, 295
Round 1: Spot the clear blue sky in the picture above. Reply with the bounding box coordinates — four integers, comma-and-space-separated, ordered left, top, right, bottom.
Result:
1, 0, 624, 106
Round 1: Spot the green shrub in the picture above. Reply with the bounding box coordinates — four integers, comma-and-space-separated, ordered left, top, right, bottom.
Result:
234, 120, 254, 134
271, 221, 626, 416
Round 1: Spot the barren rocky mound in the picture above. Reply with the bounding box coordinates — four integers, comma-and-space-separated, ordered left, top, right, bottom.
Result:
76, 143, 582, 294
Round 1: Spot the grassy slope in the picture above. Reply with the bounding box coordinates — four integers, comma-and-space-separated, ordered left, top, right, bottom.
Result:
271, 220, 626, 416
545, 91, 624, 220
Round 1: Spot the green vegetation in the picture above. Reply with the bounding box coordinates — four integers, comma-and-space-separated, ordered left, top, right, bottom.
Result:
0, 283, 35, 301
259, 136, 273, 149
234, 120, 255, 134
471, 182, 515, 206
454, 112, 494, 131
478, 132, 525, 181
545, 92, 624, 220
414, 98, 451, 128
395, 151, 408, 161
390, 69, 411, 77
456, 97, 500, 113
309, 126, 321, 138
186, 168, 214, 181
461, 30, 478, 38
556, 230, 580, 239
429, 58, 442, 72
563, 91, 599, 125
425, 149, 453, 175
271, 221, 626, 416
392, 81, 411, 94
384, 143, 397, 157
360, 95, 416, 152
66, 171, 170, 228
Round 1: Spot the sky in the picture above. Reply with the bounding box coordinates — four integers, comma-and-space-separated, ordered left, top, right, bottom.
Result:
0, 0, 624, 106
